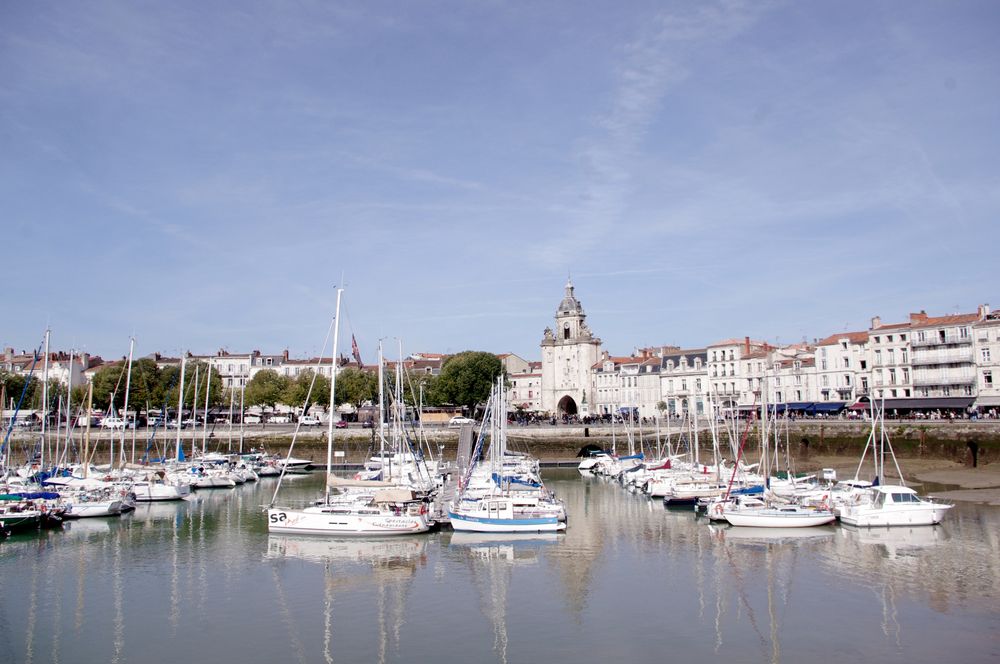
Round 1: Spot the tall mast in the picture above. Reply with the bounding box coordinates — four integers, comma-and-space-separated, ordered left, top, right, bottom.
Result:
40, 329, 50, 471
191, 364, 199, 460
61, 348, 74, 471
202, 365, 211, 457
324, 287, 343, 503
227, 381, 234, 453
119, 337, 134, 469
238, 375, 245, 454
176, 356, 187, 462
377, 341, 385, 461
83, 383, 93, 479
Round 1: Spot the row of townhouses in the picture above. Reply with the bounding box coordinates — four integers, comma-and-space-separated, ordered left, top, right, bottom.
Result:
4, 282, 998, 418
515, 283, 998, 419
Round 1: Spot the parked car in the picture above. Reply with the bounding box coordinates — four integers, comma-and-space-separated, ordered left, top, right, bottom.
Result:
448, 416, 475, 428
270, 415, 290, 424
334, 420, 348, 429
299, 415, 322, 426
101, 417, 133, 430
361, 420, 374, 429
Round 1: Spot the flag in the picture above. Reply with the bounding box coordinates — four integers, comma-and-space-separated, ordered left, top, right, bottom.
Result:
351, 335, 364, 369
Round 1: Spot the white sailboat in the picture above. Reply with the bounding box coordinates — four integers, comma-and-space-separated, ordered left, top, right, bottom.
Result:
449, 377, 566, 533
266, 288, 432, 537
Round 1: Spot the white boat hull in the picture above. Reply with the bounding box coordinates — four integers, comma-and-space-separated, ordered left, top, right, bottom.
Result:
267, 507, 431, 536
133, 482, 190, 502
63, 500, 123, 519
723, 508, 836, 528
447, 511, 566, 533
839, 504, 951, 527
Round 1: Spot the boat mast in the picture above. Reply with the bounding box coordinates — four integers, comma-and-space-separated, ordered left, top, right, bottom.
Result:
238, 371, 246, 454
83, 382, 93, 479
40, 329, 50, 472
60, 348, 74, 473
227, 383, 234, 453
377, 340, 385, 462
176, 356, 187, 462
190, 364, 199, 460
119, 337, 134, 470
324, 287, 343, 504
202, 364, 211, 457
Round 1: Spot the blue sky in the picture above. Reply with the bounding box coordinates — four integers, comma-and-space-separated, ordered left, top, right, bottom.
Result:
2, 1, 998, 363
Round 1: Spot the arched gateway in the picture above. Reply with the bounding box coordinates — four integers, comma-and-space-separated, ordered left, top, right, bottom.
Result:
557, 395, 578, 416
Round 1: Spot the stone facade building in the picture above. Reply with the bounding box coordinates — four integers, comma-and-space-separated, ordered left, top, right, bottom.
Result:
540, 280, 602, 417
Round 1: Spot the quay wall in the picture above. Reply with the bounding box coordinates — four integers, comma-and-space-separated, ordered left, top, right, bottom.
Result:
15, 420, 998, 466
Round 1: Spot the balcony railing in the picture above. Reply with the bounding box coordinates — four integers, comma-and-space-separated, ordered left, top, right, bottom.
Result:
911, 335, 972, 348
909, 351, 975, 366
912, 375, 976, 387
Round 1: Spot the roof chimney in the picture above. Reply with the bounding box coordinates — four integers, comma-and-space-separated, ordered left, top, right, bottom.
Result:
979, 303, 990, 319
871, 316, 882, 329
909, 311, 928, 324
744, 336, 751, 354
282, 349, 289, 362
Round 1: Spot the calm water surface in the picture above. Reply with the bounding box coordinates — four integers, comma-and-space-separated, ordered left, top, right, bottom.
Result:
0, 470, 997, 664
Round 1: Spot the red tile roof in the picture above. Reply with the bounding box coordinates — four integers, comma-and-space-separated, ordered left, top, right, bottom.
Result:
909, 312, 981, 329
816, 331, 869, 346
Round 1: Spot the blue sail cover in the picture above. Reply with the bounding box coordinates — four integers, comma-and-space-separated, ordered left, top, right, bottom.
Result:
491, 473, 541, 488
732, 485, 764, 495
617, 453, 644, 461
14, 492, 61, 500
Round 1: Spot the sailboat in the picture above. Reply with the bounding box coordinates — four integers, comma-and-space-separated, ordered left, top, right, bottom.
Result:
448, 376, 566, 533
838, 398, 952, 527
265, 288, 433, 536
720, 379, 835, 528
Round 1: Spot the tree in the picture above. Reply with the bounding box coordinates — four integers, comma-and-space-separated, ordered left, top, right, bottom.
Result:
155, 361, 225, 415
0, 371, 32, 408
281, 370, 331, 410
244, 370, 289, 408
335, 368, 378, 408
431, 351, 502, 411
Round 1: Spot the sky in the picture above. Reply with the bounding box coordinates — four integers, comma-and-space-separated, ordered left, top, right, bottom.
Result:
2, 1, 998, 364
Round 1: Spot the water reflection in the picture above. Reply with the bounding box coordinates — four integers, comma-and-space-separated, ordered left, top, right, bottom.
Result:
447, 532, 560, 664
266, 535, 429, 664
0, 471, 996, 663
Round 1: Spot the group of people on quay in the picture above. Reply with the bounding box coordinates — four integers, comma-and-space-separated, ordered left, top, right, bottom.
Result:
577, 396, 953, 530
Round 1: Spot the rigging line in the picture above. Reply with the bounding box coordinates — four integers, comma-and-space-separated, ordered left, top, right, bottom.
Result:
269, 315, 336, 508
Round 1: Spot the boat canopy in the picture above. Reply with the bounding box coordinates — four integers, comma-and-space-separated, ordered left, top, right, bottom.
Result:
372, 489, 416, 503
326, 476, 394, 488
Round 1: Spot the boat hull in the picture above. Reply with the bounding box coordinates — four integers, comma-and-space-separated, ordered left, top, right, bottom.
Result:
723, 509, 836, 528
62, 500, 123, 519
267, 508, 431, 536
133, 483, 190, 502
447, 511, 566, 533
839, 504, 951, 527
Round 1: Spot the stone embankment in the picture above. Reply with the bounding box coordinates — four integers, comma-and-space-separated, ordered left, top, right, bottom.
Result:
15, 419, 996, 465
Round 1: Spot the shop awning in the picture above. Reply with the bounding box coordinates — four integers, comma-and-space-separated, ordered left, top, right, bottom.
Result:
974, 396, 1000, 407
881, 397, 974, 410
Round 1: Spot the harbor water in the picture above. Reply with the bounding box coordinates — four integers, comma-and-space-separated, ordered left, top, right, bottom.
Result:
0, 470, 997, 663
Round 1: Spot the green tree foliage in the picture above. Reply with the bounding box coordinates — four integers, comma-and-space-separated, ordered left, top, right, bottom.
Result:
157, 361, 225, 413
90, 363, 131, 412
244, 370, 289, 408
431, 351, 502, 411
335, 367, 378, 407
0, 371, 32, 408
281, 370, 331, 410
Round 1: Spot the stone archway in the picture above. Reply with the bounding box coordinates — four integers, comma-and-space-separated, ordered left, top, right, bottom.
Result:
557, 395, 578, 416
